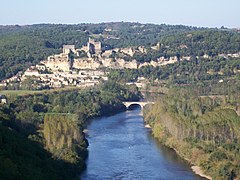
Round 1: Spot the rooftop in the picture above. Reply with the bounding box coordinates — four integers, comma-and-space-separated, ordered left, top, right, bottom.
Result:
63, 45, 75, 49
0, 94, 7, 99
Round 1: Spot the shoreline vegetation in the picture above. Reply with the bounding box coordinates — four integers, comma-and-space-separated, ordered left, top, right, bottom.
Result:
0, 81, 141, 179
0, 22, 239, 180
144, 123, 212, 179
143, 87, 240, 180
173, 147, 212, 179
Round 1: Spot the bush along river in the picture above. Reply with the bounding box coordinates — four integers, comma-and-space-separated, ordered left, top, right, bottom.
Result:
81, 106, 206, 179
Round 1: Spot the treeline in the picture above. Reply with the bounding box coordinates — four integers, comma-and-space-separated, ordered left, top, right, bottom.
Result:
158, 30, 240, 57
110, 30, 240, 63
0, 105, 86, 180
0, 115, 84, 180
1, 22, 239, 81
10, 81, 140, 131
0, 81, 141, 179
100, 22, 196, 48
0, 24, 89, 81
0, 22, 193, 81
144, 88, 240, 179
108, 57, 240, 92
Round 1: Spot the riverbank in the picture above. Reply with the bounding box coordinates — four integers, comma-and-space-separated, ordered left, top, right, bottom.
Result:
174, 147, 212, 180
2, 82, 142, 179
144, 123, 212, 180
192, 166, 212, 180
142, 90, 240, 180
81, 108, 202, 179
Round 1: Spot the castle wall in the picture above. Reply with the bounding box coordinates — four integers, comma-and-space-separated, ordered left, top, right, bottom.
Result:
43, 59, 71, 71
101, 58, 114, 67
74, 58, 101, 69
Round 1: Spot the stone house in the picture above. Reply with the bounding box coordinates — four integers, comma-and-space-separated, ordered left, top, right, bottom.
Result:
0, 95, 7, 104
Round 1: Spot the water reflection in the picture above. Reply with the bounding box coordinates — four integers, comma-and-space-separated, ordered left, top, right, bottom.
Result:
81, 108, 206, 180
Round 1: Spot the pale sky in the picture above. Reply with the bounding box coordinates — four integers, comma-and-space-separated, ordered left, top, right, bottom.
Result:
0, 0, 239, 28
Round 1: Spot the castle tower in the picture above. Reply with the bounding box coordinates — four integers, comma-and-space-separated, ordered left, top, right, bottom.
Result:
87, 38, 102, 55
63, 45, 75, 54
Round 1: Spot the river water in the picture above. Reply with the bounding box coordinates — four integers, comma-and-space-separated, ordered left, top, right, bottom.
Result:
81, 107, 205, 180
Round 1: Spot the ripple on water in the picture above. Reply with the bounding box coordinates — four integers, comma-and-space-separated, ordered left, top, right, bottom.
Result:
81, 109, 206, 180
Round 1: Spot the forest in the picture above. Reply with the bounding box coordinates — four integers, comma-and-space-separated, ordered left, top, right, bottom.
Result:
0, 22, 240, 180
0, 81, 141, 179
0, 22, 239, 81
144, 87, 240, 180
108, 55, 240, 97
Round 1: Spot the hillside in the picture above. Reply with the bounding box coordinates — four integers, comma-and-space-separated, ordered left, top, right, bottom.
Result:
1, 22, 240, 179
0, 106, 83, 180
144, 88, 240, 179
0, 22, 239, 81
0, 81, 141, 179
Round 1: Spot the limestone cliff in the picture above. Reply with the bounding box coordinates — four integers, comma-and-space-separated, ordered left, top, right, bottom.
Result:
37, 43, 181, 72
41, 56, 140, 71
74, 58, 101, 69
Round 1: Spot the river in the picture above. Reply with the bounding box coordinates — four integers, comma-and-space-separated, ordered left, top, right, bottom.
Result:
81, 107, 206, 180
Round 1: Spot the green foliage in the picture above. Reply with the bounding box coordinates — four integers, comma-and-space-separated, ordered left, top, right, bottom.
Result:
0, 81, 141, 179
1, 22, 239, 82
215, 162, 236, 180
108, 57, 240, 88
43, 114, 88, 166
144, 87, 240, 179
158, 30, 240, 57
0, 115, 82, 180
209, 151, 228, 162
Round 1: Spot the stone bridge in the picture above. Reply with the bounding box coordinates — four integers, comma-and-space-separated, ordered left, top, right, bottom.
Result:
123, 101, 155, 109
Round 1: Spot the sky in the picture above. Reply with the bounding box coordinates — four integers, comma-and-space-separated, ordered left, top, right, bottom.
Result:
0, 0, 239, 28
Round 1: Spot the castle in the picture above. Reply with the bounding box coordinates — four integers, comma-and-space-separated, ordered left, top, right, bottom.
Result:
63, 45, 76, 55
87, 38, 102, 55
80, 38, 102, 57
40, 38, 146, 72
2, 37, 238, 90
39, 37, 190, 74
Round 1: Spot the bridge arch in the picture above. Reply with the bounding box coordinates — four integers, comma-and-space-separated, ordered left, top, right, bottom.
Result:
123, 101, 154, 109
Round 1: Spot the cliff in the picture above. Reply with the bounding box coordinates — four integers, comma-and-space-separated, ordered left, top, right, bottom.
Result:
41, 56, 140, 71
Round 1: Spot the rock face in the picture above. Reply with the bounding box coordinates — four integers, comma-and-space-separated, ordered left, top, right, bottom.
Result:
42, 53, 72, 72
38, 41, 149, 71
74, 58, 101, 69
43, 114, 85, 151
38, 41, 188, 72
41, 55, 140, 71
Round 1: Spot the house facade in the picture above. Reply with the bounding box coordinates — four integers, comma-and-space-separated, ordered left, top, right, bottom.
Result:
0, 95, 7, 104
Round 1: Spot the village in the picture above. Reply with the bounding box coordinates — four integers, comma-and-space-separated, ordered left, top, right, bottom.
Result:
0, 38, 177, 89
0, 37, 239, 90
